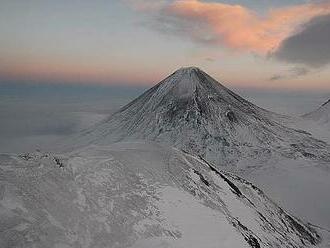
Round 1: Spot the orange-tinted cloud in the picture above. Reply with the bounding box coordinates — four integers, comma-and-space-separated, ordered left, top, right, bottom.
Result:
157, 0, 330, 54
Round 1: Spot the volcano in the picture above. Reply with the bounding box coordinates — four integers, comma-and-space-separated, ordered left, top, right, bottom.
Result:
2, 68, 330, 247
75, 67, 330, 167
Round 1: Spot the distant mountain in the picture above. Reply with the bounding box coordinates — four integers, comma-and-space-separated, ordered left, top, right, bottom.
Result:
0, 142, 323, 248
74, 67, 330, 168
303, 98, 330, 124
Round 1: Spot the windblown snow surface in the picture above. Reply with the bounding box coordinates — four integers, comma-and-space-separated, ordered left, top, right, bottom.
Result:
0, 142, 328, 248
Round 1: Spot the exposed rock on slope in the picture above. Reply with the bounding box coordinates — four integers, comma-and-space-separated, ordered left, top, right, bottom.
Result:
75, 67, 330, 167
0, 143, 323, 248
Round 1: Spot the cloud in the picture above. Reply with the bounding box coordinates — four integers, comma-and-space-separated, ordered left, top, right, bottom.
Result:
273, 14, 330, 67
145, 0, 330, 54
269, 67, 309, 81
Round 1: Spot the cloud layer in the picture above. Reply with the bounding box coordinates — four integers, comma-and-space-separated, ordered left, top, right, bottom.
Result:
274, 14, 330, 67
146, 0, 330, 56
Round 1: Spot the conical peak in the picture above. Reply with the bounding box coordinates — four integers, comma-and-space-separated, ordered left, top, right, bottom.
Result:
169, 66, 213, 85
175, 66, 202, 73
163, 67, 211, 97
153, 66, 230, 101
184, 66, 200, 70
168, 66, 226, 91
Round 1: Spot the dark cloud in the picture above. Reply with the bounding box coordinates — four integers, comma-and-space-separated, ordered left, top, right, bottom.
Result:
269, 67, 309, 81
274, 14, 330, 67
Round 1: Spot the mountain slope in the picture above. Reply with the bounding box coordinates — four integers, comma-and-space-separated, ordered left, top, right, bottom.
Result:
303, 98, 330, 124
74, 67, 330, 167
0, 142, 324, 248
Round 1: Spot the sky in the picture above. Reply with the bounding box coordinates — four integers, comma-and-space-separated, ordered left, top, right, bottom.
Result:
1, 0, 330, 90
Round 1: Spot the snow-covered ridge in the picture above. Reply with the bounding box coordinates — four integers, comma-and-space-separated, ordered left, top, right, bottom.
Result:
72, 67, 330, 168
0, 142, 324, 247
303, 98, 330, 124
321, 99, 330, 107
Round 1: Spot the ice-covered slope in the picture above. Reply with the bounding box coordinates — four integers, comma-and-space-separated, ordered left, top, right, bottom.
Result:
303, 99, 330, 124
75, 67, 330, 167
0, 142, 325, 248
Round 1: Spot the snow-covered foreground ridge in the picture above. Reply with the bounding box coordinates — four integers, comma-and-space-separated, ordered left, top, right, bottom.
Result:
0, 142, 325, 248
74, 67, 330, 167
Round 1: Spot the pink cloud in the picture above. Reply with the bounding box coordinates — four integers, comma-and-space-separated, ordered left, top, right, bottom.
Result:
156, 0, 330, 54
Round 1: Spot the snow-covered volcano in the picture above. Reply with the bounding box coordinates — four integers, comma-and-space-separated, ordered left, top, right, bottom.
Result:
0, 142, 325, 248
75, 67, 330, 167
303, 98, 330, 124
